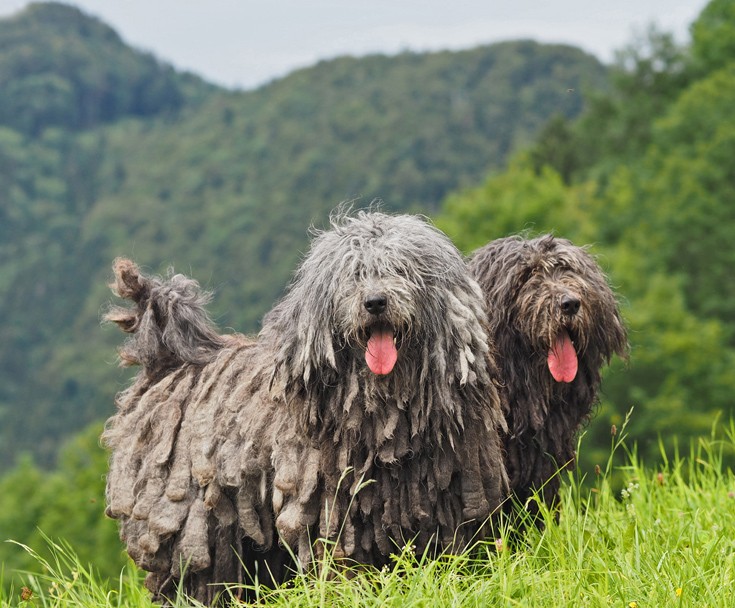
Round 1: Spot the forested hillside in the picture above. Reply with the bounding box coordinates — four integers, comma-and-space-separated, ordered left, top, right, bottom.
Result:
438, 0, 735, 468
0, 3, 608, 468
0, 3, 213, 134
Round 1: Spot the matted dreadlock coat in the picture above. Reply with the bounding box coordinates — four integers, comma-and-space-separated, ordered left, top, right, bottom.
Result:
103, 211, 509, 605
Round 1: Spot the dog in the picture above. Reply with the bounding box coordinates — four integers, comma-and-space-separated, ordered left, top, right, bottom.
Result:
469, 234, 627, 517
103, 211, 509, 604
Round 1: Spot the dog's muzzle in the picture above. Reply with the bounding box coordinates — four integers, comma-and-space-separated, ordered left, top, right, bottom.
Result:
364, 293, 388, 315
560, 294, 581, 316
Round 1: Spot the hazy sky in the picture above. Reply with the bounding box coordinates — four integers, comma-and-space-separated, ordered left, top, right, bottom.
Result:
0, 0, 711, 90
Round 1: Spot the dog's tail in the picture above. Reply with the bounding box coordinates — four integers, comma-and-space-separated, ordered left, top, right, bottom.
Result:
105, 258, 228, 376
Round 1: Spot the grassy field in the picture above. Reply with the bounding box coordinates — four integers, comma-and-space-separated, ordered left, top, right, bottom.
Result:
2, 418, 734, 607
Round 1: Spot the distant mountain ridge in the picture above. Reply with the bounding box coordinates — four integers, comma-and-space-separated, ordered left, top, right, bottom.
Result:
0, 2, 214, 134
0, 2, 609, 468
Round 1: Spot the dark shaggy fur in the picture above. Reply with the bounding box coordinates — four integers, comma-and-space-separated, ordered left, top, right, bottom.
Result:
103, 211, 509, 605
468, 235, 627, 515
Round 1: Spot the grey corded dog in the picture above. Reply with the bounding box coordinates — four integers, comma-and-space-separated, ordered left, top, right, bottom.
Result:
103, 211, 509, 605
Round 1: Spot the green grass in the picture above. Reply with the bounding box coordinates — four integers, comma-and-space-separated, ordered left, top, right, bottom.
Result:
2, 418, 734, 607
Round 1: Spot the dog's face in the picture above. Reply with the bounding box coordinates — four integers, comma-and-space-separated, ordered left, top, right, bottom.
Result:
515, 238, 607, 382
328, 216, 459, 376
264, 211, 490, 384
334, 256, 416, 376
471, 235, 628, 384
325, 212, 485, 377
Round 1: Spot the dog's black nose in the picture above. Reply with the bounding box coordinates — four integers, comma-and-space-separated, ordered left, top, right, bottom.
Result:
560, 295, 581, 316
364, 294, 388, 315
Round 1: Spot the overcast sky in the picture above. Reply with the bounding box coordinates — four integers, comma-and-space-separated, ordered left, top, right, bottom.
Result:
0, 0, 711, 90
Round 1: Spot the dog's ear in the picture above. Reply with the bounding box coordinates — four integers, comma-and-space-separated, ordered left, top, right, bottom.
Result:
433, 274, 492, 387
603, 302, 629, 362
260, 271, 339, 394
469, 238, 531, 319
565, 245, 629, 363
266, 304, 337, 387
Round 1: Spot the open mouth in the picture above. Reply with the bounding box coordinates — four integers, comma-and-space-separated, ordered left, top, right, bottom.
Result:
364, 322, 399, 375
547, 328, 578, 383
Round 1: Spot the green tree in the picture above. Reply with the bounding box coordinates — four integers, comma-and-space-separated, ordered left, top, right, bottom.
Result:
527, 115, 583, 184
0, 424, 126, 584
0, 3, 212, 135
690, 0, 735, 74
572, 26, 691, 177
611, 65, 735, 329
440, 157, 595, 252
0, 456, 49, 574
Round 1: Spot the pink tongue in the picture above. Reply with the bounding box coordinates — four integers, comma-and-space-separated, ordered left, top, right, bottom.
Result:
548, 330, 578, 383
365, 328, 398, 375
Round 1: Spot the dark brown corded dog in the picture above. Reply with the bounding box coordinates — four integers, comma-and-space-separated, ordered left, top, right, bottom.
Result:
469, 235, 628, 520
103, 211, 509, 605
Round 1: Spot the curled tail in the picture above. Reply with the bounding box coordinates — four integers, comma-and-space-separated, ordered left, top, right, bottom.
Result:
105, 258, 227, 376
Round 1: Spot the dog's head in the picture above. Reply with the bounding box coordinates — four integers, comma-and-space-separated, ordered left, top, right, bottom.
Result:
262, 210, 491, 389
470, 235, 628, 384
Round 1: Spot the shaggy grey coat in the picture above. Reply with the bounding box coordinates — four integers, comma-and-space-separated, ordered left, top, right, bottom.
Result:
103, 211, 509, 605
468, 235, 627, 515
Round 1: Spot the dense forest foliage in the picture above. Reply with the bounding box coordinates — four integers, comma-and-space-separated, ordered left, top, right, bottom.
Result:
0, 3, 213, 135
0, 2, 608, 470
1, 0, 734, 586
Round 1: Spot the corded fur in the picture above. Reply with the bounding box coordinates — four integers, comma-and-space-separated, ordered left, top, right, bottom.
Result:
103, 211, 509, 605
468, 235, 628, 516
